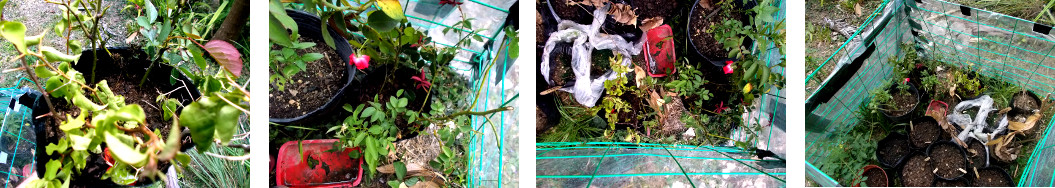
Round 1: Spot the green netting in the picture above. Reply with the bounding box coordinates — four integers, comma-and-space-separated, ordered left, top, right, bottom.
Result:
536, 0, 786, 186
805, 0, 1055, 186
0, 78, 38, 187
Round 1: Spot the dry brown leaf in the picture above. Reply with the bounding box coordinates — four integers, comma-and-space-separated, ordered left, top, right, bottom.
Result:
540, 86, 563, 95
639, 17, 664, 32
648, 91, 664, 113
568, 0, 609, 7
377, 163, 429, 175
697, 0, 713, 9
1009, 112, 1042, 131
854, 3, 862, 16
410, 181, 441, 188
609, 3, 638, 26
634, 65, 647, 88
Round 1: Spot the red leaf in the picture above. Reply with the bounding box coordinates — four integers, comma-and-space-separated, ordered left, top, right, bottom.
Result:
204, 40, 244, 77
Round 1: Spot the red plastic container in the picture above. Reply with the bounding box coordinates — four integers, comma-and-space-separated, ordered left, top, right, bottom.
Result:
276, 139, 364, 188
644, 24, 676, 77
926, 100, 949, 118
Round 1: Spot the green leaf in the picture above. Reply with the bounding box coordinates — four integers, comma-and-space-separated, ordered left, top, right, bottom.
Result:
72, 94, 105, 112
114, 104, 146, 124
104, 130, 147, 167
320, 14, 336, 48
174, 153, 191, 167
369, 125, 383, 134
354, 131, 367, 145
35, 66, 55, 79
375, 0, 405, 20
269, 15, 292, 46
394, 161, 407, 180
45, 160, 61, 180
0, 21, 27, 54
59, 114, 84, 131
204, 40, 244, 77
144, 0, 157, 23
343, 104, 356, 112
302, 53, 324, 62
362, 107, 377, 118
213, 104, 241, 145
188, 45, 208, 70
367, 11, 399, 32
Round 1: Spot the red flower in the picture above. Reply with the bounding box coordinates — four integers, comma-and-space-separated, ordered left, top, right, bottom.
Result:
409, 36, 425, 48
349, 54, 370, 70
715, 101, 729, 113
915, 63, 923, 69
411, 68, 432, 90
904, 78, 910, 83
723, 61, 735, 74
439, 0, 462, 6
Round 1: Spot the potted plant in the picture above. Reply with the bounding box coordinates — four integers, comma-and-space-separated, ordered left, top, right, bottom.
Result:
1011, 90, 1041, 115
907, 116, 943, 150
268, 7, 356, 125
687, 0, 758, 66
971, 167, 1014, 186
692, 0, 784, 105
10, 0, 251, 186
875, 133, 911, 168
927, 141, 969, 180
953, 70, 983, 100
901, 151, 935, 187
853, 165, 888, 187
871, 80, 920, 122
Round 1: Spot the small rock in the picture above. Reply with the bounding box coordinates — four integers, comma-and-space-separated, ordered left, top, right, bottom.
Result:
683, 127, 696, 140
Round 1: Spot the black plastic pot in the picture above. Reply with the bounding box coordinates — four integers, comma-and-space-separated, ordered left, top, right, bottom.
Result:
543, 0, 640, 42
269, 9, 356, 125
933, 176, 971, 187
31, 48, 201, 187
907, 116, 943, 150
927, 141, 969, 181
972, 167, 1014, 186
1011, 90, 1041, 114
966, 138, 989, 168
876, 132, 912, 168
686, 0, 757, 67
880, 82, 921, 122
899, 151, 935, 187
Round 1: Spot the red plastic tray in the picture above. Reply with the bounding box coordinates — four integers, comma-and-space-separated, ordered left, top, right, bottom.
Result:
644, 24, 676, 77
276, 139, 363, 188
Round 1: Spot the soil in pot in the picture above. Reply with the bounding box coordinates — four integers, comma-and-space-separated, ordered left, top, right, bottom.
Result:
630, 0, 678, 21
876, 133, 911, 167
1012, 91, 1039, 113
547, 42, 573, 87
909, 117, 942, 149
689, 0, 737, 59
930, 142, 968, 180
548, 0, 593, 24
269, 37, 347, 119
860, 167, 887, 187
966, 139, 988, 168
902, 153, 935, 187
972, 167, 1013, 186
883, 88, 919, 118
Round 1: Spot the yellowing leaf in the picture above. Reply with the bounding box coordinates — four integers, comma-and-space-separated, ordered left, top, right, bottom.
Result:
376, 0, 405, 20
204, 40, 244, 77
0, 21, 27, 54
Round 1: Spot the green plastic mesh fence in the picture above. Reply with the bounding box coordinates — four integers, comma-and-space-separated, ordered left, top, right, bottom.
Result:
805, 0, 1055, 186
536, 0, 786, 186
0, 78, 38, 187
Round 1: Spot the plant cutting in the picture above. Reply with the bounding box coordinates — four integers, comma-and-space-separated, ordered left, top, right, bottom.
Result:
6, 0, 251, 186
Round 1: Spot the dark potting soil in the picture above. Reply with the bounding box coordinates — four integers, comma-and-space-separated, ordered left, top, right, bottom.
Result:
1012, 91, 1039, 112
932, 144, 967, 179
689, 1, 735, 59
630, 0, 678, 21
967, 140, 987, 168
934, 178, 970, 187
877, 137, 909, 166
861, 168, 887, 187
902, 154, 935, 187
884, 90, 917, 117
269, 37, 346, 119
973, 168, 1013, 186
910, 119, 941, 148
548, 43, 572, 87
549, 0, 593, 24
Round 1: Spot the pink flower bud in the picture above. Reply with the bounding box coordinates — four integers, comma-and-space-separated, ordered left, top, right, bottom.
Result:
723, 61, 735, 74
349, 54, 370, 70
904, 78, 910, 83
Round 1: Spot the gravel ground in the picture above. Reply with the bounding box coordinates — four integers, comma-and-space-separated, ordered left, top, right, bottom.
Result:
1, 0, 135, 87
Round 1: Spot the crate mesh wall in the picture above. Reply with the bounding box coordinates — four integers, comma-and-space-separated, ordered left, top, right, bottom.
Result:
536, 0, 786, 186
0, 79, 37, 187
805, 0, 1055, 186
